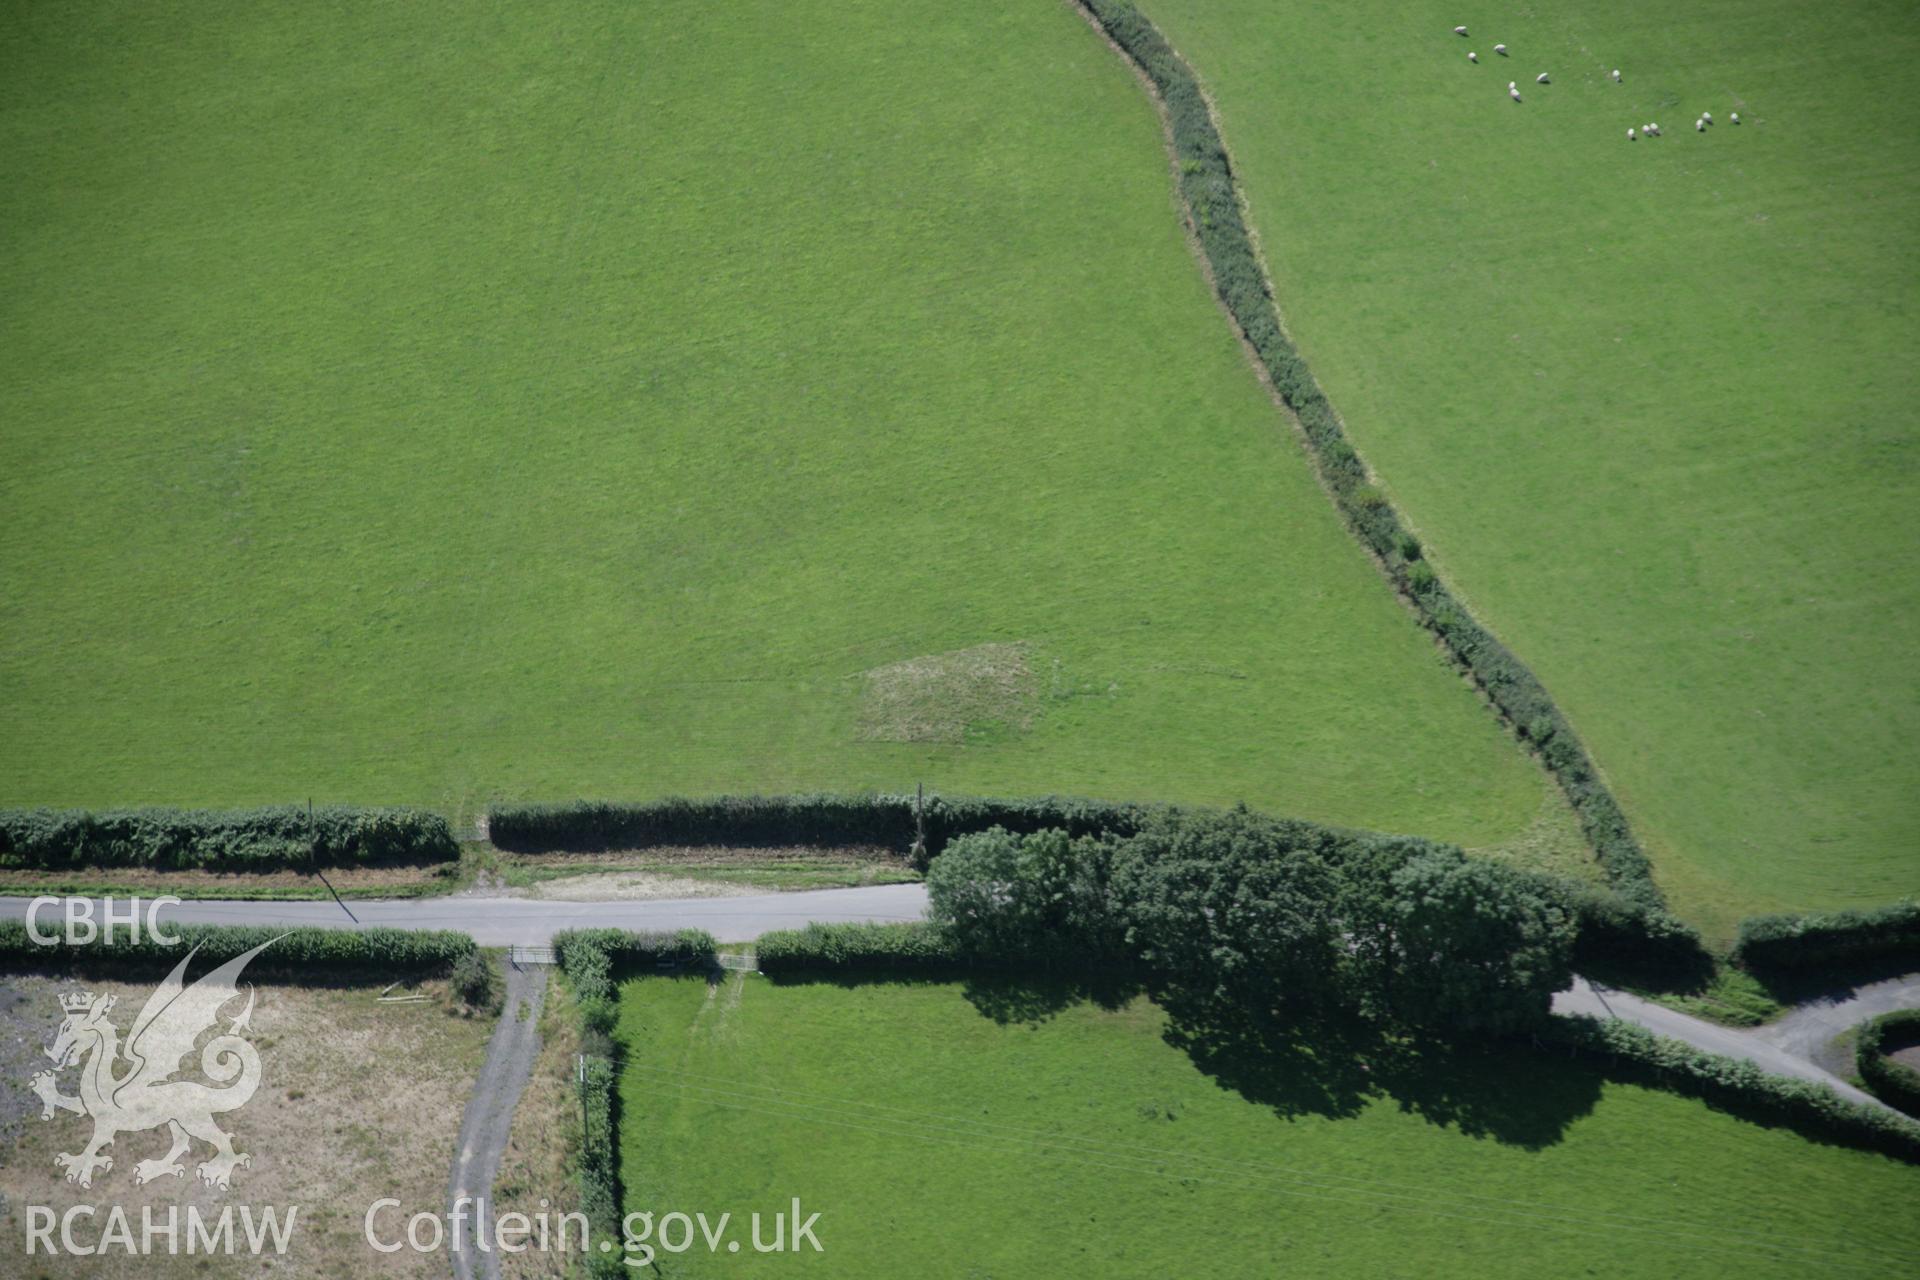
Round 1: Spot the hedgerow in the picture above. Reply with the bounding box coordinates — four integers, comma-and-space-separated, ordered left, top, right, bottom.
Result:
1544, 1014, 1920, 1162
578, 1053, 623, 1278
554, 928, 717, 1033
0, 805, 457, 871
0, 920, 474, 977
1733, 901, 1920, 973
757, 922, 965, 975
1077, 0, 1661, 910
490, 793, 1152, 864
550, 929, 717, 1274
1855, 1010, 1920, 1118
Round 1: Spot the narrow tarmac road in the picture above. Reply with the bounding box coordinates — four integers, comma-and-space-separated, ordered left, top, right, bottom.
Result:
448, 960, 547, 1280
1551, 977, 1898, 1112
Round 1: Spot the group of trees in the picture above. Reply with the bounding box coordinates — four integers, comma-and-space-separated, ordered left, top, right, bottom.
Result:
925, 809, 1576, 1035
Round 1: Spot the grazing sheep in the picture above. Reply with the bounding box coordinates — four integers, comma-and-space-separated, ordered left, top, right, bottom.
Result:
1612, 69, 1622, 82
1695, 117, 1706, 130
1703, 111, 1713, 123
1536, 72, 1550, 84
1455, 25, 1468, 35
1628, 128, 1637, 140
1494, 43, 1507, 55
1469, 51, 1478, 62
1731, 111, 1740, 124
1647, 122, 1659, 135
1510, 87, 1522, 101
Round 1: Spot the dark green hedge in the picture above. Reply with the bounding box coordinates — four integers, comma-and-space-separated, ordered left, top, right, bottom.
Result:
491, 793, 1152, 863
1078, 0, 1660, 910
757, 921, 967, 976
0, 920, 474, 977
1545, 1014, 1920, 1162
1733, 901, 1920, 972
578, 1053, 623, 1279
551, 930, 712, 1275
0, 806, 458, 871
1554, 881, 1711, 989
1856, 1010, 1920, 1118
554, 927, 718, 1033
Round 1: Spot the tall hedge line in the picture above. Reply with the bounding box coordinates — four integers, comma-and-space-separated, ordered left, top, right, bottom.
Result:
757, 921, 968, 976
0, 920, 474, 977
1733, 901, 1920, 972
1855, 1010, 1920, 1118
0, 806, 458, 871
550, 929, 714, 1275
1076, 1, 1660, 911
554, 927, 717, 1037
578, 1053, 623, 1279
1544, 1013, 1920, 1162
490, 793, 1151, 862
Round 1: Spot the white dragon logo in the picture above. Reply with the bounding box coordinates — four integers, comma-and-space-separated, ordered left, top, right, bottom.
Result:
30, 938, 278, 1190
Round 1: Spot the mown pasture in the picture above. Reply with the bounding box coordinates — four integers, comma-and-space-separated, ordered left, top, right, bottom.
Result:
0, 1, 1565, 861
1139, 0, 1920, 932
615, 974, 1920, 1278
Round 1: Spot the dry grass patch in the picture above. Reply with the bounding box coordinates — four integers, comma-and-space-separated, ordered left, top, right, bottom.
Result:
855, 643, 1039, 743
0, 863, 461, 901
0, 970, 493, 1278
495, 975, 580, 1280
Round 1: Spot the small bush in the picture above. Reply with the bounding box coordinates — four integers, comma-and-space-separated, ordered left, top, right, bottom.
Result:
451, 950, 497, 1009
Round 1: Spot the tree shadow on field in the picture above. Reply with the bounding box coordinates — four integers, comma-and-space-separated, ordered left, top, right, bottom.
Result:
937, 973, 1606, 1150
959, 971, 1139, 1026
1151, 986, 1605, 1149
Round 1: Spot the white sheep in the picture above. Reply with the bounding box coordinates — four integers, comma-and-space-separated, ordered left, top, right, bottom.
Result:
1468, 51, 1478, 63
1612, 69, 1622, 82
1627, 127, 1637, 140
1647, 122, 1659, 135
1510, 86, 1522, 101
1695, 117, 1706, 130
1731, 111, 1740, 124
1536, 72, 1550, 84
1703, 111, 1713, 123
1494, 43, 1507, 55
1455, 25, 1469, 35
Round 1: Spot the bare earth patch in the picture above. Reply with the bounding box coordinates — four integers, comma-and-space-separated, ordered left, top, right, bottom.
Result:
855, 642, 1039, 743
0, 969, 493, 1278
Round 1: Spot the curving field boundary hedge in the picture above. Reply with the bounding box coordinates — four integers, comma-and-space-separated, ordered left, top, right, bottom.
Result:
0, 805, 458, 871
1076, 1, 1661, 911
1855, 1010, 1920, 1118
1546, 1013, 1920, 1162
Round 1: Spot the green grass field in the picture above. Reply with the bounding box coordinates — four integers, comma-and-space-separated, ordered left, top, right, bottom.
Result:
1139, 0, 1920, 931
615, 974, 1920, 1277
0, 0, 1571, 861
